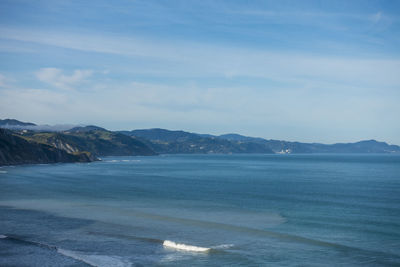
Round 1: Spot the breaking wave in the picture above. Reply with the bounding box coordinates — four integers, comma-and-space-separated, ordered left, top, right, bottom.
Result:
88, 231, 234, 253
163, 240, 210, 252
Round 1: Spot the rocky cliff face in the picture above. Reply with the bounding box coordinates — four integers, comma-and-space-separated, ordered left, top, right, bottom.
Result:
23, 128, 157, 157
0, 129, 94, 166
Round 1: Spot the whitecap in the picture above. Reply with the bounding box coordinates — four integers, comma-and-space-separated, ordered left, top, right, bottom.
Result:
0, 234, 7, 239
163, 240, 210, 252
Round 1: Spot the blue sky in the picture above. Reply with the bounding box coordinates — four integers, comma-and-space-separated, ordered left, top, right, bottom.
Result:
0, 0, 399, 144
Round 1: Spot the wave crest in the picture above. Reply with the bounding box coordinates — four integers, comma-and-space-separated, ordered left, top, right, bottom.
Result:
163, 240, 210, 252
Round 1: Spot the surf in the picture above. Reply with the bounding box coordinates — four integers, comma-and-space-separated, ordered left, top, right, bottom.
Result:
163, 240, 210, 252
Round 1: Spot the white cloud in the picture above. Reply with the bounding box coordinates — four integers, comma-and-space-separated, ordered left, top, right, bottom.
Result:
35, 68, 93, 89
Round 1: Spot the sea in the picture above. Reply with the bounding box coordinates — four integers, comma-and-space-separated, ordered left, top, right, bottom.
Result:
0, 154, 399, 266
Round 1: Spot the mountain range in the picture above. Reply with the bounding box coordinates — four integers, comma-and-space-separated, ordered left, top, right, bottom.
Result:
1, 119, 399, 166
121, 128, 400, 154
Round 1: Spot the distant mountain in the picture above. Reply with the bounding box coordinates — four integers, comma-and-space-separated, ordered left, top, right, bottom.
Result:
121, 128, 400, 154
0, 119, 36, 127
68, 125, 107, 133
122, 128, 200, 143
0, 128, 93, 166
0, 119, 77, 132
217, 134, 400, 154
121, 129, 274, 154
218, 133, 266, 143
307, 140, 400, 153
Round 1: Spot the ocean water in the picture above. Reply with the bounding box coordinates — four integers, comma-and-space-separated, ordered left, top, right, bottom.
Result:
0, 154, 399, 266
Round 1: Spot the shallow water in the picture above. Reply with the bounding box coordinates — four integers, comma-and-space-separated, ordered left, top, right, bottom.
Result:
1, 154, 400, 266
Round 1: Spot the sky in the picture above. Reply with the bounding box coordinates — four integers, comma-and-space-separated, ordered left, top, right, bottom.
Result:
0, 0, 399, 144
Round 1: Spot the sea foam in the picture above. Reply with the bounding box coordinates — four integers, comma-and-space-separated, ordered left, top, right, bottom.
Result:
163, 240, 210, 252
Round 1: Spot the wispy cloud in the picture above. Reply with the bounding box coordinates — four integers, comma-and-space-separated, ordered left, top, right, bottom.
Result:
1, 26, 399, 89
35, 68, 93, 89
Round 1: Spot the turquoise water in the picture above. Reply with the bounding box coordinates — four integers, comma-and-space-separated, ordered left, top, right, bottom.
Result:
1, 154, 400, 266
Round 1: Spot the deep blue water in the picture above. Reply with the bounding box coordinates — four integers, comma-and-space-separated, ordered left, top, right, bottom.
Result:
1, 154, 400, 266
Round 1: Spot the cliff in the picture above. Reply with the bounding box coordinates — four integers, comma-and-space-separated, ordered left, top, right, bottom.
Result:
22, 126, 157, 157
0, 129, 94, 166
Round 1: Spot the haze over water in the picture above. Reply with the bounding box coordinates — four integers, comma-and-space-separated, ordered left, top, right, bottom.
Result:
1, 154, 400, 266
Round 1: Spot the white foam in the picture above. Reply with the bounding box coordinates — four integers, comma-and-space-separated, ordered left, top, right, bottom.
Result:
57, 248, 132, 267
0, 170, 8, 174
0, 234, 7, 239
104, 159, 141, 163
163, 240, 210, 252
